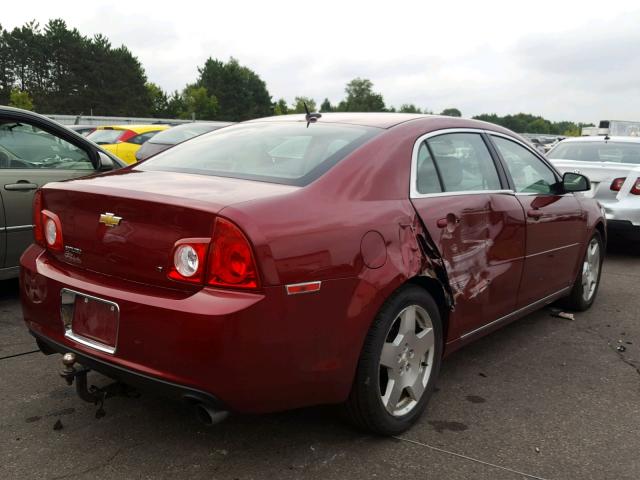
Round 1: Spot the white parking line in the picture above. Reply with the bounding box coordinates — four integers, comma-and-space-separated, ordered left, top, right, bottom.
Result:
394, 436, 552, 480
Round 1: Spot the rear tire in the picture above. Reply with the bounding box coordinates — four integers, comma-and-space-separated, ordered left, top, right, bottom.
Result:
563, 231, 603, 311
344, 285, 443, 435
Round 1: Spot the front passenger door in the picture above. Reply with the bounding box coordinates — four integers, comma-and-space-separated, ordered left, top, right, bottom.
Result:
490, 135, 586, 307
0, 191, 6, 277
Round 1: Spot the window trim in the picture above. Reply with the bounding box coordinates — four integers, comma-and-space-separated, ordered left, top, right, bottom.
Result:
410, 128, 513, 199
0, 122, 97, 171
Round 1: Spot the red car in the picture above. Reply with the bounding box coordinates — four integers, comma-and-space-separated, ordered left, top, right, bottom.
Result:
21, 113, 605, 434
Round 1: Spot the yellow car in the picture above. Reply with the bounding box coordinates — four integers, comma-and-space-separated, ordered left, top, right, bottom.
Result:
87, 124, 169, 164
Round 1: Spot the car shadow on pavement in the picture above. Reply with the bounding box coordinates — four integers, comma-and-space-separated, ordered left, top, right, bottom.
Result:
606, 234, 640, 257
0, 278, 19, 301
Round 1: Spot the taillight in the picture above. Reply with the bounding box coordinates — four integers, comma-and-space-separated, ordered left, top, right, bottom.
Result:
610, 177, 640, 195
167, 219, 259, 290
117, 129, 137, 143
610, 177, 626, 191
41, 210, 63, 252
167, 238, 210, 284
207, 218, 259, 289
33, 190, 44, 247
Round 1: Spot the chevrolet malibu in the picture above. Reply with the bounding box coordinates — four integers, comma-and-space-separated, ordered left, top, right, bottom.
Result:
21, 113, 605, 435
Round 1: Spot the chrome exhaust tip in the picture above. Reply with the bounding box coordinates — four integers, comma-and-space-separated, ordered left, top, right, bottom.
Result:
194, 403, 229, 426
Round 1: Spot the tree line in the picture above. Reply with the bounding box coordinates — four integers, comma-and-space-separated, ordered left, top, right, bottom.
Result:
1, 19, 588, 135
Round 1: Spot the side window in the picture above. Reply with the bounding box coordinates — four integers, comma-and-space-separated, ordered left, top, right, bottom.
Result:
492, 136, 557, 194
0, 122, 93, 170
127, 131, 159, 145
415, 142, 442, 194
426, 133, 501, 192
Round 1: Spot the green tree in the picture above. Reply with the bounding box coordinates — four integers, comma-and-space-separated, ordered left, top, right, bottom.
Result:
166, 90, 186, 118
178, 85, 218, 120
440, 108, 461, 117
196, 57, 272, 121
291, 96, 316, 113
0, 19, 153, 115
472, 112, 585, 135
8, 88, 33, 110
526, 117, 551, 134
273, 98, 288, 115
319, 98, 333, 112
337, 78, 386, 112
399, 104, 422, 113
146, 82, 169, 117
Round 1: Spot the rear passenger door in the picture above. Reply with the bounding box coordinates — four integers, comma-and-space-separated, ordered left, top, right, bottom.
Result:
410, 130, 526, 338
489, 134, 586, 307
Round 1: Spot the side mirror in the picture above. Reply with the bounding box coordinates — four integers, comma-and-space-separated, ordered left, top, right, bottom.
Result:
97, 152, 116, 171
562, 172, 590, 193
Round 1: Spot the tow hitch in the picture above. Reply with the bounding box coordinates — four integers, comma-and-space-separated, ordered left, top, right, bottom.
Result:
59, 352, 138, 418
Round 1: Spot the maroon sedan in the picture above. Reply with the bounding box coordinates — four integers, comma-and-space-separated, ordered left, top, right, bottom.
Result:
21, 113, 605, 434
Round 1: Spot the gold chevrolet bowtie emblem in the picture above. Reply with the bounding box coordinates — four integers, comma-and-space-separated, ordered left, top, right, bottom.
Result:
99, 212, 122, 227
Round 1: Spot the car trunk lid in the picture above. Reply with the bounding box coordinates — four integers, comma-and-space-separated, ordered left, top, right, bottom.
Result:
41, 169, 297, 288
549, 159, 640, 199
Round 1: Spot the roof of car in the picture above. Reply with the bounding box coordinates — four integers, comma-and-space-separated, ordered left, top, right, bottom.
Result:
560, 135, 640, 144
95, 124, 170, 133
170, 121, 233, 129
248, 112, 512, 132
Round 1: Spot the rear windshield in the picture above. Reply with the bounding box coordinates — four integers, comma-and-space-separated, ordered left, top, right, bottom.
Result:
138, 122, 379, 186
149, 123, 228, 145
87, 129, 123, 145
550, 141, 640, 164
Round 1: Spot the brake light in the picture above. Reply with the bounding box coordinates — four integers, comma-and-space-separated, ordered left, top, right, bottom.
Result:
167, 238, 210, 284
33, 190, 44, 247
207, 218, 259, 289
117, 129, 137, 143
41, 210, 63, 252
610, 177, 626, 191
631, 178, 640, 195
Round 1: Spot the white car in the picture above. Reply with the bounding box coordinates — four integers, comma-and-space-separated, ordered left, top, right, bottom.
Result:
548, 135, 640, 237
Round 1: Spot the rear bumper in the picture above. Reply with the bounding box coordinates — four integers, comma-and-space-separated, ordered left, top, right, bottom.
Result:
20, 245, 363, 413
31, 330, 225, 409
600, 198, 640, 227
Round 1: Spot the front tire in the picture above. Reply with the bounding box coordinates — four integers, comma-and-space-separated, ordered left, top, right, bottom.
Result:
563, 231, 603, 311
344, 285, 443, 435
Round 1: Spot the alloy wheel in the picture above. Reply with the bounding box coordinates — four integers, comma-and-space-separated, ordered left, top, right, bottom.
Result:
378, 305, 435, 417
581, 237, 601, 302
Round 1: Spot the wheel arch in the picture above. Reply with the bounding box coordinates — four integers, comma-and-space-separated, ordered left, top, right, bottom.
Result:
406, 275, 451, 344
595, 220, 607, 247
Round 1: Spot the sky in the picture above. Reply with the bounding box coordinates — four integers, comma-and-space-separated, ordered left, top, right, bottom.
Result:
4, 0, 640, 122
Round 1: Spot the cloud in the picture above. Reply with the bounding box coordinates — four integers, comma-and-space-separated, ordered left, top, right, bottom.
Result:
3, 0, 640, 122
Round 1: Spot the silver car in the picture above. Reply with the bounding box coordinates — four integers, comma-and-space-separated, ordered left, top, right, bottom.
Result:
548, 135, 640, 236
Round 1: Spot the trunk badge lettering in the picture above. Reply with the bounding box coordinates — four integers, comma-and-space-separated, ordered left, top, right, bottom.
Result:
99, 212, 122, 227
64, 245, 82, 264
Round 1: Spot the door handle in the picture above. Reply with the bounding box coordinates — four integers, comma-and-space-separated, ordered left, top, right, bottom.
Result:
436, 214, 460, 228
4, 182, 38, 191
527, 209, 543, 219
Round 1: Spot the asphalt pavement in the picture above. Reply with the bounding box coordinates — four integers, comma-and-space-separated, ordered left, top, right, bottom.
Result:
1, 240, 639, 480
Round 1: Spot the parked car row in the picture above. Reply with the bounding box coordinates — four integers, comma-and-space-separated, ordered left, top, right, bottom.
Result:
522, 133, 565, 154
68, 121, 232, 164
15, 110, 606, 435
